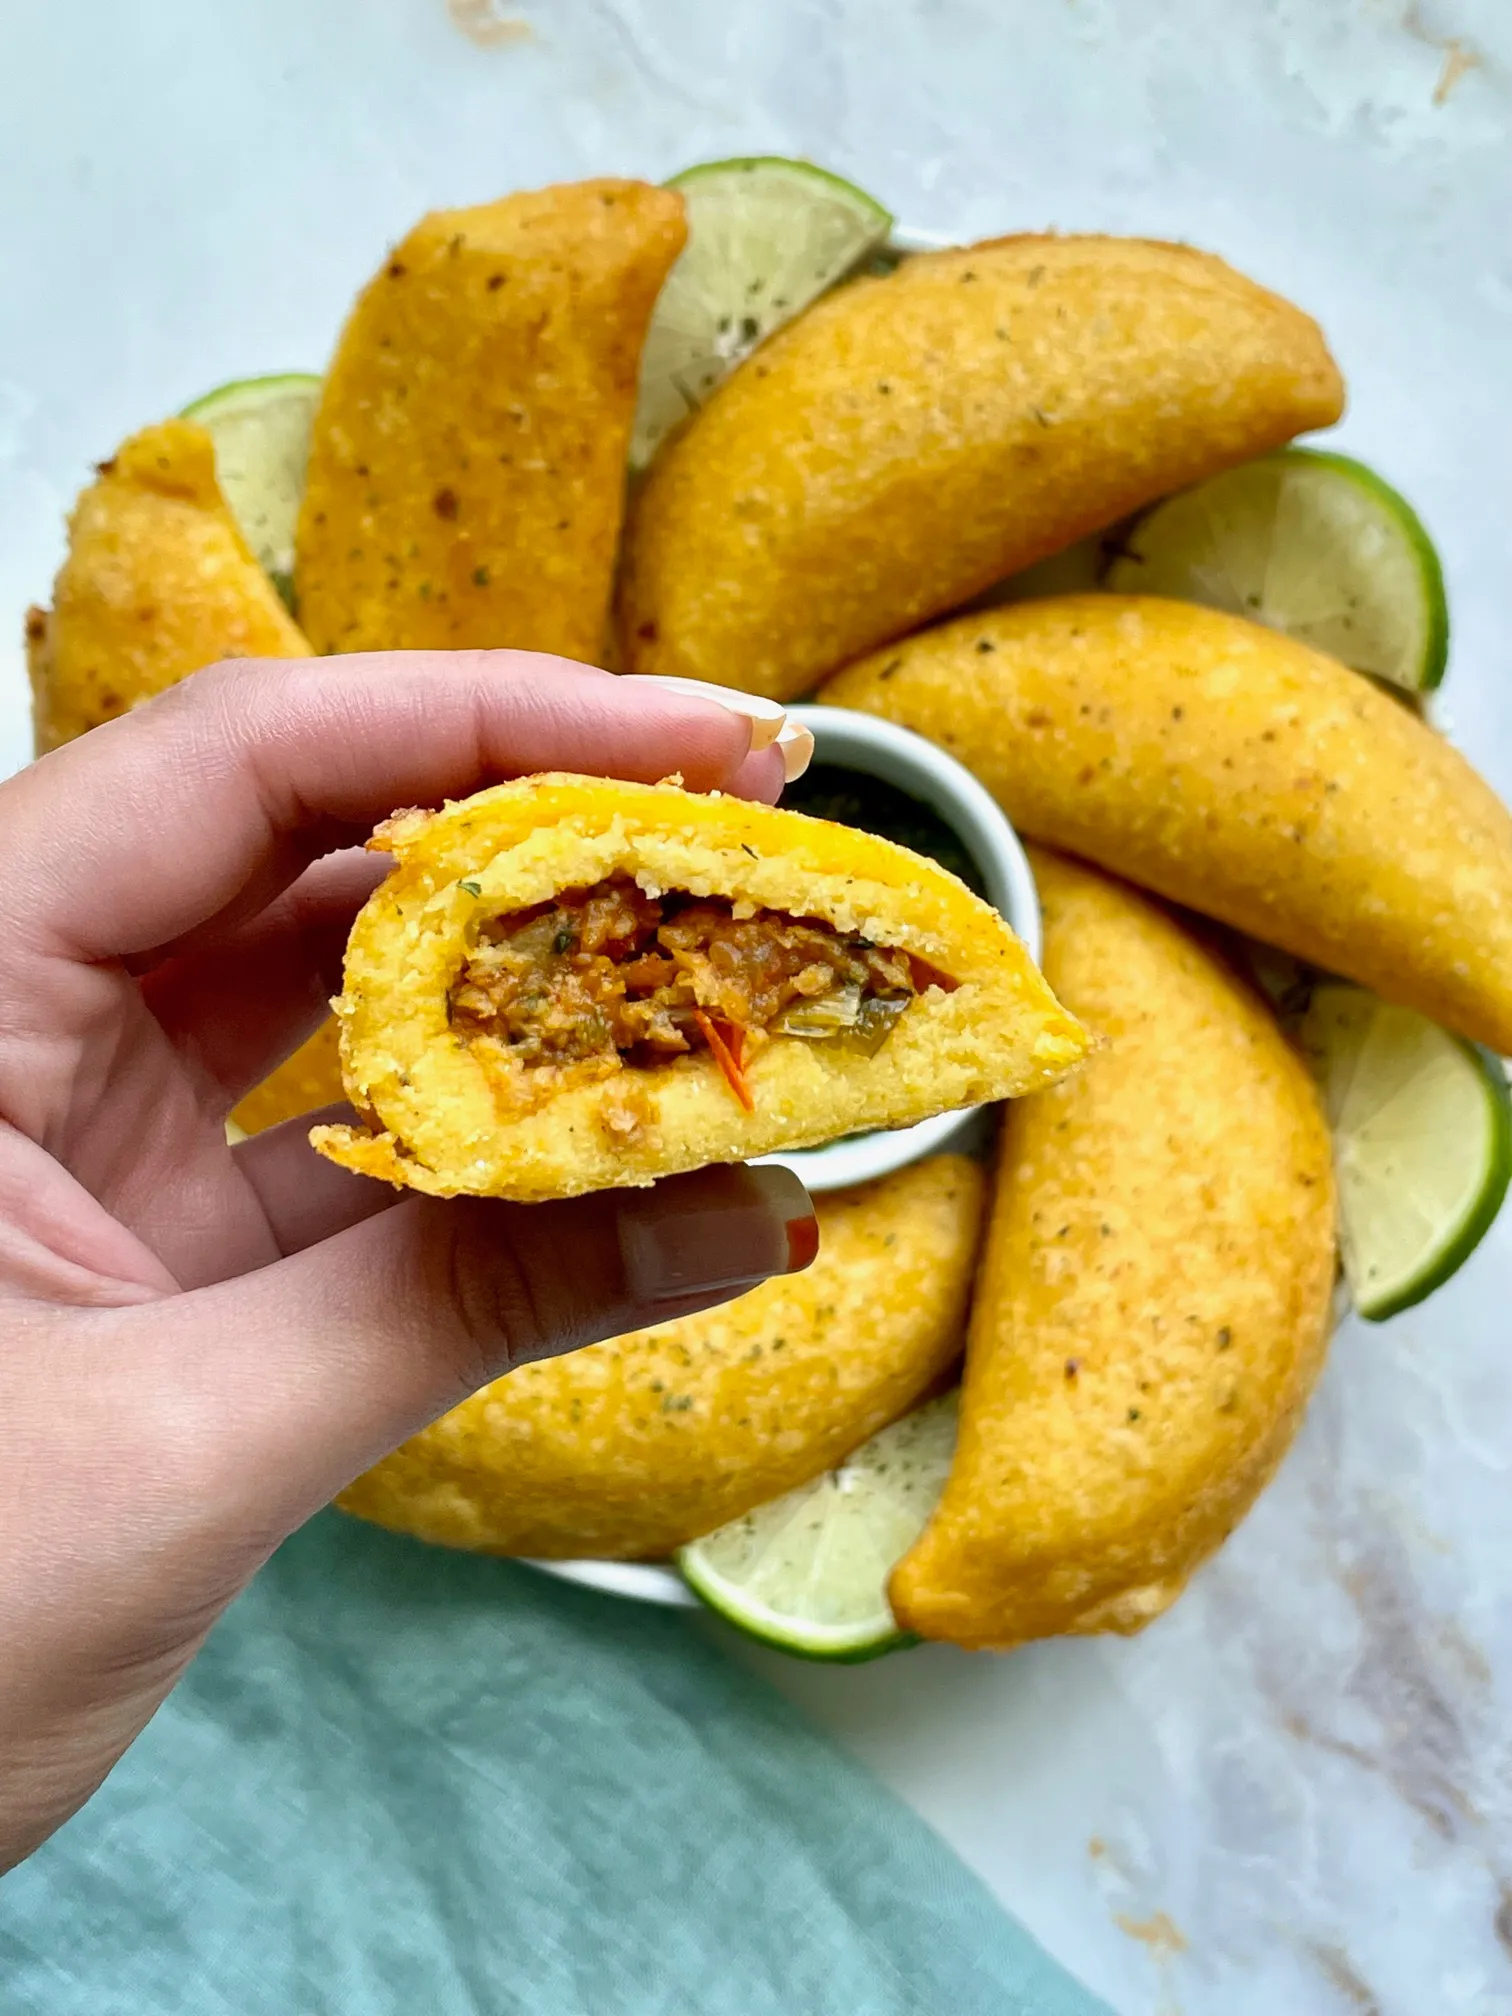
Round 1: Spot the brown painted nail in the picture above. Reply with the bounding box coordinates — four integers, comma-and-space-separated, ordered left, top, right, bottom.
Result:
618, 1163, 817, 1304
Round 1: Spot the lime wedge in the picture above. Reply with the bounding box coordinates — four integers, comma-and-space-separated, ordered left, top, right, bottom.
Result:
1299, 984, 1510, 1321
631, 157, 893, 470
1104, 448, 1449, 692
677, 1392, 956, 1660
181, 373, 322, 607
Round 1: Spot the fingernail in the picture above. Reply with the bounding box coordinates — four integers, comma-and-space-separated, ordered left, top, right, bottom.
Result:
632, 674, 815, 783
775, 720, 815, 783
618, 1163, 818, 1303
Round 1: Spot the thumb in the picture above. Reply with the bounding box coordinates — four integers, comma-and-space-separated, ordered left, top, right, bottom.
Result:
146, 1163, 817, 1550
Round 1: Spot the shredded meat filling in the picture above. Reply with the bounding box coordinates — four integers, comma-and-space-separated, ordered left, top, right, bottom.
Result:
449, 877, 938, 1105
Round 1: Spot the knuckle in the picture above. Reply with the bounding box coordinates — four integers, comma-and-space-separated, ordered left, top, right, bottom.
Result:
433, 1205, 554, 1394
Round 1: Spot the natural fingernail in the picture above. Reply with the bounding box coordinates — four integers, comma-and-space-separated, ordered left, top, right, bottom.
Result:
775, 719, 814, 782
631, 674, 814, 781
618, 1163, 818, 1303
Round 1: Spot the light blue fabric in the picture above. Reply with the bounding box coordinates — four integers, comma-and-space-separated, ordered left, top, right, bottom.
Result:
2, 1511, 1109, 2015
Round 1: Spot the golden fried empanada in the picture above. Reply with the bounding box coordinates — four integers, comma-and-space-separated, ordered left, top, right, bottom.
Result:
340, 1155, 983, 1560
295, 179, 685, 660
619, 235, 1343, 699
825, 595, 1512, 1053
890, 851, 1336, 1649
28, 420, 307, 752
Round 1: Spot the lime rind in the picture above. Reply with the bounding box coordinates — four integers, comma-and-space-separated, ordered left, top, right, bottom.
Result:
666, 155, 893, 222
680, 1503, 918, 1665
181, 370, 323, 421
1301, 985, 1510, 1321
632, 156, 893, 469
677, 1391, 955, 1661
1288, 448, 1450, 691
1350, 1039, 1510, 1321
1104, 446, 1449, 693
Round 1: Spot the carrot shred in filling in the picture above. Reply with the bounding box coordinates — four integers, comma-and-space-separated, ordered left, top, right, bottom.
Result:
693, 1010, 754, 1112
448, 875, 947, 1108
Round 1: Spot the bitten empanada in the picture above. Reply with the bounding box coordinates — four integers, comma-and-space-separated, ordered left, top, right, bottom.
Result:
313, 775, 1086, 1201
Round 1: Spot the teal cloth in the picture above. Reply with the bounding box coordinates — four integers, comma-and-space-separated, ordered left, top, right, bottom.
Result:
2, 1512, 1108, 2015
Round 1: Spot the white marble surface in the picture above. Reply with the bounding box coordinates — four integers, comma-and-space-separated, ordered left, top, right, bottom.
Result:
4, 2, 1512, 2009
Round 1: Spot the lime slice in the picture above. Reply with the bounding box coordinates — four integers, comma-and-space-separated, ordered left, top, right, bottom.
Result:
181, 373, 322, 607
631, 157, 893, 470
677, 1391, 955, 1661
1104, 448, 1449, 692
1299, 983, 1510, 1321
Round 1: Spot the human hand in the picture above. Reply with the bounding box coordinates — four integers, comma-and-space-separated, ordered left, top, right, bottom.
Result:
0, 651, 816, 1871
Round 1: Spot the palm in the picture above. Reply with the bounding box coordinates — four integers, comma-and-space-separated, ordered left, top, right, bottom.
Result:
3, 987, 276, 1297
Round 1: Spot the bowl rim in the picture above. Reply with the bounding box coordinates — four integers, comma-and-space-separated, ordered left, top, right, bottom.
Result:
523, 1555, 701, 1607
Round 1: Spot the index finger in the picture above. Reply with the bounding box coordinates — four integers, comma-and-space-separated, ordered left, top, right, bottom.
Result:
1, 651, 782, 962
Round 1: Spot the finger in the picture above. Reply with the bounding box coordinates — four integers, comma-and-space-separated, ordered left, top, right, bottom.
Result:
0, 651, 775, 966
231, 1105, 402, 1254
730, 742, 786, 805
139, 1162, 819, 1544
630, 675, 815, 785
138, 852, 382, 1099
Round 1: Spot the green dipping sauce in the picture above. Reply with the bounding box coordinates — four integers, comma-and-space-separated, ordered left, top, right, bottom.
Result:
783, 764, 988, 899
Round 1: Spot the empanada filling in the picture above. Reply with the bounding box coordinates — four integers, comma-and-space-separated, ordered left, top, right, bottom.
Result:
449, 875, 947, 1109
